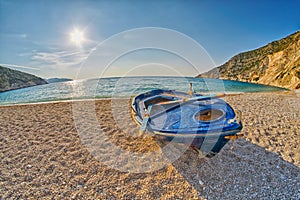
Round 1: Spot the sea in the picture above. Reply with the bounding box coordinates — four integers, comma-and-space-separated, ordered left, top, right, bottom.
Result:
0, 76, 287, 105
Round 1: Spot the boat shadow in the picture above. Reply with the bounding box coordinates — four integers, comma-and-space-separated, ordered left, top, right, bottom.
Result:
170, 138, 300, 199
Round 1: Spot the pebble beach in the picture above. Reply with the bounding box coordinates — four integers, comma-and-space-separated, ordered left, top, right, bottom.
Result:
0, 91, 299, 199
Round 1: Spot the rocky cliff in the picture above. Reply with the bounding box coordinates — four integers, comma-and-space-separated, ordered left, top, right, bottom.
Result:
0, 66, 47, 92
197, 31, 300, 89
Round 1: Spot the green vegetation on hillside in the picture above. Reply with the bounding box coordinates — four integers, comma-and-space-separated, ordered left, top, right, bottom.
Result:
0, 66, 47, 92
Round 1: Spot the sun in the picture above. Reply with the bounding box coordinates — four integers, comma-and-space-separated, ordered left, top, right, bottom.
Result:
70, 28, 85, 45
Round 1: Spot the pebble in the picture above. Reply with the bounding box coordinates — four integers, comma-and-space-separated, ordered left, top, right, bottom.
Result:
198, 179, 204, 185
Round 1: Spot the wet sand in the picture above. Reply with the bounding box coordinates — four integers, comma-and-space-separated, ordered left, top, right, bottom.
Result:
0, 91, 299, 199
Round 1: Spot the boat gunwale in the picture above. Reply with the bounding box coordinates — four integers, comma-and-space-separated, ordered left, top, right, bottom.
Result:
131, 97, 242, 138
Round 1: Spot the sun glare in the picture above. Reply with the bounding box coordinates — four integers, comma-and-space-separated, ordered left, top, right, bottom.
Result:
70, 29, 85, 45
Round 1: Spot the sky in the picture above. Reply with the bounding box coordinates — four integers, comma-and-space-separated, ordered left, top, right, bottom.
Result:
0, 0, 299, 79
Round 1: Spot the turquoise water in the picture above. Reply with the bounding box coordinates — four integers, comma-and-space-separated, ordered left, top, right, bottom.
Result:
0, 77, 287, 105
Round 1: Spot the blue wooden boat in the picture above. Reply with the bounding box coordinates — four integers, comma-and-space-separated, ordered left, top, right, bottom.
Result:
131, 85, 243, 157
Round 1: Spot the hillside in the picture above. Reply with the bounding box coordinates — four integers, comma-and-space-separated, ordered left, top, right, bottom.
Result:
46, 78, 73, 83
197, 31, 300, 89
0, 66, 47, 92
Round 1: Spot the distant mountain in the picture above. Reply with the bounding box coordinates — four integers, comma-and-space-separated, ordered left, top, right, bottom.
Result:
197, 31, 300, 89
0, 66, 47, 92
46, 78, 73, 83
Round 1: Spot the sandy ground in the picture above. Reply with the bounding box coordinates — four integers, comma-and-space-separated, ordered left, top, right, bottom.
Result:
0, 91, 299, 199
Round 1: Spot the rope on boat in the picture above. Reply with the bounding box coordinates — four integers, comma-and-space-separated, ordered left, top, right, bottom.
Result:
139, 104, 153, 135
224, 134, 244, 140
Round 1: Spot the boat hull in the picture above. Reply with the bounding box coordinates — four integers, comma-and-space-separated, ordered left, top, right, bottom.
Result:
131, 89, 243, 156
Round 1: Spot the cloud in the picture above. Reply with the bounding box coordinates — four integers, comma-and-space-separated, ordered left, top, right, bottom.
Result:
30, 49, 92, 69
20, 34, 27, 38
0, 33, 28, 39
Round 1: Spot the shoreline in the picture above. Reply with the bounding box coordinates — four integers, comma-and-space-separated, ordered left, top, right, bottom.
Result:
0, 90, 297, 108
